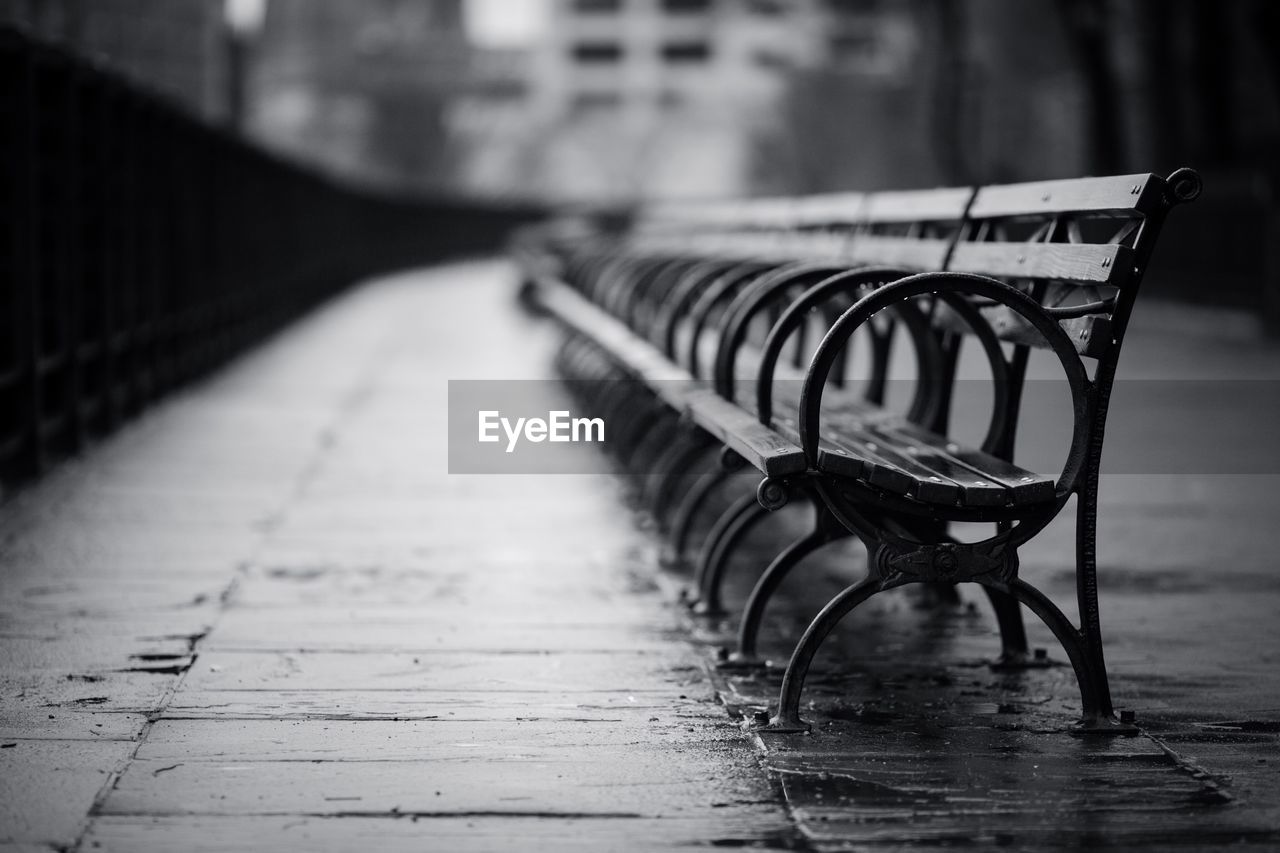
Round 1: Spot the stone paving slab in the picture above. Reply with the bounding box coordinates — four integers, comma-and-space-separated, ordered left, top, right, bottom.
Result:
133, 718, 740, 760
82, 813, 800, 853
0, 740, 133, 847
202, 615, 683, 655
101, 751, 771, 818
160, 690, 698, 723
0, 710, 147, 742
181, 650, 697, 693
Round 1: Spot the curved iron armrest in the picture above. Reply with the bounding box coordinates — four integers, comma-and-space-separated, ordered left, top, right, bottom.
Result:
618, 255, 693, 336
681, 260, 783, 379
798, 272, 1095, 497
569, 247, 619, 299
653, 258, 746, 358
709, 262, 852, 401
751, 267, 944, 428
595, 253, 653, 317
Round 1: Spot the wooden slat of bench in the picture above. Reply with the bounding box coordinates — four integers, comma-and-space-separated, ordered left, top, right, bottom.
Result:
743, 198, 798, 228
932, 301, 1113, 359
768, 387, 929, 496
768, 386, 1052, 507
539, 281, 808, 478
696, 233, 763, 260
764, 401, 946, 501
685, 390, 807, 477
533, 278, 696, 410
862, 187, 974, 223
995, 309, 1112, 359
967, 173, 1161, 219
685, 233, 851, 265
864, 423, 1047, 506
846, 236, 952, 270
947, 241, 1133, 285
641, 200, 740, 228
768, 408, 908, 492
764, 232, 855, 263
792, 192, 866, 227
875, 437, 1010, 506
816, 419, 966, 504
879, 422, 1056, 505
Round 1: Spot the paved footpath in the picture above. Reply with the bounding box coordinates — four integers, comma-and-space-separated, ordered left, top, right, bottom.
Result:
0, 263, 797, 852
4, 260, 1280, 851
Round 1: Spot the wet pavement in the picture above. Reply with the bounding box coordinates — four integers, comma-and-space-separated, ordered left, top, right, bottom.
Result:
3, 261, 1280, 851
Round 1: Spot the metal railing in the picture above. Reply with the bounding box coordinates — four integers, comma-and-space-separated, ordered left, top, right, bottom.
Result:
0, 27, 541, 490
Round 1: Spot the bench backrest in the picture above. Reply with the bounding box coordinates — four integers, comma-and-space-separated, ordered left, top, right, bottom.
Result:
632, 187, 970, 272
531, 170, 1197, 494
937, 172, 1186, 358
845, 187, 972, 271
630, 170, 1199, 361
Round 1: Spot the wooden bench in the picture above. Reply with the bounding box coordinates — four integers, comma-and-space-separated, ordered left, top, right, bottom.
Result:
515, 168, 1202, 735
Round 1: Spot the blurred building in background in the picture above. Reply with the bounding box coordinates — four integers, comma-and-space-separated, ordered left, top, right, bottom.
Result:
7, 0, 1274, 199
2, 0, 1277, 317
248, 0, 474, 192
0, 0, 230, 120
455, 0, 828, 201
451, 0, 921, 202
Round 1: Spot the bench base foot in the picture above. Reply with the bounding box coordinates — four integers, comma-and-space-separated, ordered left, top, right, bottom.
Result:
1070, 714, 1139, 737
680, 590, 729, 617
753, 712, 811, 734
658, 547, 689, 571
689, 598, 728, 617
910, 582, 963, 610
714, 650, 770, 672
988, 648, 1056, 671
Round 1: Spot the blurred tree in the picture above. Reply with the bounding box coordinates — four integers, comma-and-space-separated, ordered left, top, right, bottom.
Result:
364, 86, 457, 189
1055, 0, 1123, 174
926, 0, 971, 184
1188, 0, 1232, 166
250, 0, 469, 193
1130, 0, 1183, 171
750, 64, 944, 194
1255, 0, 1280, 123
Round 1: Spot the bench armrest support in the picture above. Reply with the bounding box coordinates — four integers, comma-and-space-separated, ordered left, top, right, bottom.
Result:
752, 267, 936, 426
799, 272, 1094, 495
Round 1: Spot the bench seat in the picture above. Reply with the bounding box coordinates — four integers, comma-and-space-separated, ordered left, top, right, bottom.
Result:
683, 390, 807, 477
713, 385, 1055, 509
771, 395, 1055, 508
535, 275, 1055, 509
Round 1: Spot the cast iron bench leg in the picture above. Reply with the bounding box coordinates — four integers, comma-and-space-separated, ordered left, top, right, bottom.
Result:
761, 573, 890, 732
643, 429, 714, 518
984, 586, 1042, 669
731, 497, 848, 666
662, 463, 737, 569
688, 492, 770, 617
760, 571, 1135, 735
1069, 459, 1135, 734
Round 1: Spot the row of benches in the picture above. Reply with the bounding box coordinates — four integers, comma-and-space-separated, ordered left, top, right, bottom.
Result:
514, 168, 1201, 734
